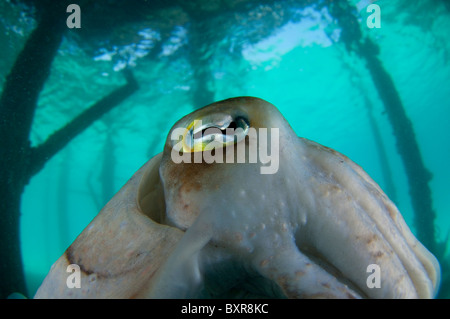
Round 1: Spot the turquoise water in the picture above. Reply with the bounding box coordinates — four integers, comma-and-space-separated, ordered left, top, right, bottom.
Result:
1, 0, 449, 297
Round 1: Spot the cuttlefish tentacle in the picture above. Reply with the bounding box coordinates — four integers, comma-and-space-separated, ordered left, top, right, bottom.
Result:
296, 138, 438, 298
147, 217, 215, 298
251, 240, 362, 298
35, 154, 184, 298
34, 96, 440, 299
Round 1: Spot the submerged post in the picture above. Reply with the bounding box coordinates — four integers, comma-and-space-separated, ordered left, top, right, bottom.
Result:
327, 0, 437, 253
363, 46, 436, 251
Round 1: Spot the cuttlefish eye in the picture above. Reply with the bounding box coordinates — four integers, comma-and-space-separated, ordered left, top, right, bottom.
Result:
181, 114, 250, 152
34, 97, 441, 299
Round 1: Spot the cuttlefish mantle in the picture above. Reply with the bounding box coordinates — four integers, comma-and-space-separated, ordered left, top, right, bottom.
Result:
35, 96, 440, 299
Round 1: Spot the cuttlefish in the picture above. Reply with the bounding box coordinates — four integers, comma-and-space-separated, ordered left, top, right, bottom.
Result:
35, 97, 440, 298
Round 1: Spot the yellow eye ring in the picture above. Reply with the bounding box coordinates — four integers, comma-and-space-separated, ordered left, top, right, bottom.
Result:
181, 115, 249, 153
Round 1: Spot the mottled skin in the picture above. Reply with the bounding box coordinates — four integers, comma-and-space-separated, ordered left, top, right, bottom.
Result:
35, 97, 440, 299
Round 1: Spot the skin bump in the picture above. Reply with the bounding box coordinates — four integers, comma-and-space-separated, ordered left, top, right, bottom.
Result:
34, 97, 440, 299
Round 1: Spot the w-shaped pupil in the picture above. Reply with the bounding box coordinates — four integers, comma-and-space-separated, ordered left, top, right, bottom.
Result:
194, 121, 238, 139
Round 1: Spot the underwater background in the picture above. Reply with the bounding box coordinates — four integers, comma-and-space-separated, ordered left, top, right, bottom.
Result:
0, 0, 449, 298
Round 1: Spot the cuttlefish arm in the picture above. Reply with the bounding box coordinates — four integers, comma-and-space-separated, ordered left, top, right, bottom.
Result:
293, 138, 441, 298
34, 154, 184, 298
148, 96, 440, 298
35, 96, 440, 298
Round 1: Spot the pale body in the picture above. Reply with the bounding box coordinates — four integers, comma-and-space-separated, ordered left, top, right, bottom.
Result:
35, 97, 440, 298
